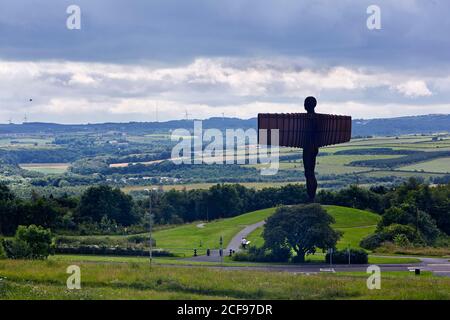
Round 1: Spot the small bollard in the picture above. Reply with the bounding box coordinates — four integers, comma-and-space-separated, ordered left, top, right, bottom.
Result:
415, 268, 421, 275
229, 249, 233, 257
194, 249, 197, 257
206, 249, 210, 256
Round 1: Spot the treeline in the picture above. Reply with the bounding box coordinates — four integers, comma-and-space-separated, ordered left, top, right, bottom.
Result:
349, 151, 450, 169
0, 148, 81, 164
335, 148, 418, 156
1, 180, 449, 242
103, 162, 307, 183
0, 183, 309, 236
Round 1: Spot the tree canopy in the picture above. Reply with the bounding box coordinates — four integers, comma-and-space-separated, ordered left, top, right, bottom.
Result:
263, 204, 341, 262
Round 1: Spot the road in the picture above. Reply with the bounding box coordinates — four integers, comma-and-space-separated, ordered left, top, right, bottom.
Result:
184, 220, 450, 276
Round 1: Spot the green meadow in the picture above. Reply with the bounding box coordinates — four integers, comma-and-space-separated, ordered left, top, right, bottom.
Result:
246, 205, 380, 251
0, 260, 447, 300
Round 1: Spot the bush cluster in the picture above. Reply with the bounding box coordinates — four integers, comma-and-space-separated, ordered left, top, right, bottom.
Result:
325, 249, 368, 264
2, 225, 54, 259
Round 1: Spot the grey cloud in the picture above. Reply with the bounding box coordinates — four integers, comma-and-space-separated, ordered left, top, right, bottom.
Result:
0, 0, 449, 71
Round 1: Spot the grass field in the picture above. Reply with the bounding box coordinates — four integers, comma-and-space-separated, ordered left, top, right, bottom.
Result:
19, 163, 70, 174
152, 208, 276, 255
123, 181, 306, 192
114, 134, 450, 193
246, 205, 380, 251
0, 259, 447, 300
152, 205, 379, 255
69, 205, 379, 257
398, 157, 450, 173
0, 137, 54, 148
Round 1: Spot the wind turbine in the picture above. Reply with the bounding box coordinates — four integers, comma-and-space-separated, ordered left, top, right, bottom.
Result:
185, 109, 191, 121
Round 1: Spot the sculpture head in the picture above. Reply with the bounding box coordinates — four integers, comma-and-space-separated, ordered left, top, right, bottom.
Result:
304, 96, 317, 113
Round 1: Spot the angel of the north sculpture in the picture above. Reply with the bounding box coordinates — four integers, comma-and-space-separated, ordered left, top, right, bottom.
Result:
258, 97, 352, 201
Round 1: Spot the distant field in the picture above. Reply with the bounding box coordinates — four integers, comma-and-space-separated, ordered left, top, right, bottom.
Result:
123, 181, 305, 192
398, 157, 450, 174
248, 154, 403, 175
19, 163, 69, 174
362, 170, 443, 179
0, 137, 53, 147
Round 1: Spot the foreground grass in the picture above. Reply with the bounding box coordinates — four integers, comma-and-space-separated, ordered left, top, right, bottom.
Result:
0, 260, 448, 300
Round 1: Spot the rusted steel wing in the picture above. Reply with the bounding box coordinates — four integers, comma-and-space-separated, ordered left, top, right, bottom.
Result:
258, 113, 352, 148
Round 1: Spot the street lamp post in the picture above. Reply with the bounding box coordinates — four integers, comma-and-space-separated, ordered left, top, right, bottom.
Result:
144, 188, 157, 267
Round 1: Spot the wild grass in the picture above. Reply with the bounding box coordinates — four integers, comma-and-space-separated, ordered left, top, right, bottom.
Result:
0, 259, 447, 300
375, 243, 450, 257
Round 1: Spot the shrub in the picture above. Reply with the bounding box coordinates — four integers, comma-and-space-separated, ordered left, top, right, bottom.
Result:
2, 239, 32, 259
127, 234, 155, 245
383, 224, 418, 242
3, 225, 54, 259
393, 234, 411, 247
360, 224, 424, 250
55, 245, 173, 257
232, 246, 291, 263
360, 233, 386, 250
325, 249, 368, 264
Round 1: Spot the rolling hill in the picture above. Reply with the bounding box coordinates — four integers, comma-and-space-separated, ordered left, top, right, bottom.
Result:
1, 114, 449, 136
152, 205, 380, 255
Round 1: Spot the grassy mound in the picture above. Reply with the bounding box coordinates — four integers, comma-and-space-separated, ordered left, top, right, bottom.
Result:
247, 205, 380, 250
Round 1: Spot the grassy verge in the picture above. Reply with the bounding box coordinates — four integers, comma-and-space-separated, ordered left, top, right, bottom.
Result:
374, 243, 450, 257
0, 259, 447, 300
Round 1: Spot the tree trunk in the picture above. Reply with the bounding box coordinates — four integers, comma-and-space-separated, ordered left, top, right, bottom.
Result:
294, 247, 306, 262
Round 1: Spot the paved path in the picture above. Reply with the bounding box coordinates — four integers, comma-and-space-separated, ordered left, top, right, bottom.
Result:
185, 220, 266, 263
226, 220, 266, 252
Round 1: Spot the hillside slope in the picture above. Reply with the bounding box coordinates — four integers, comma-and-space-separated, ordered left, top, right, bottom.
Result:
153, 205, 380, 255
247, 205, 380, 250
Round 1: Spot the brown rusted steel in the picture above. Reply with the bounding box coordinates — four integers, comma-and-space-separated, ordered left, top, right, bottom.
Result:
258, 113, 352, 148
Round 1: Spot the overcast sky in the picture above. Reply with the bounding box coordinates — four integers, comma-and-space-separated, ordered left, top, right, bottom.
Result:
1, 0, 449, 123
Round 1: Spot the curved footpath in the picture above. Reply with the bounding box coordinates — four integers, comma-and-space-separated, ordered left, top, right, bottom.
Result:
185, 220, 266, 263
226, 220, 266, 252
183, 220, 450, 277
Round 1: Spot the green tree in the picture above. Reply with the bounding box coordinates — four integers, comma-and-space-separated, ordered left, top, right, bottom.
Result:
0, 184, 20, 235
77, 185, 137, 226
3, 225, 54, 259
263, 204, 341, 262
